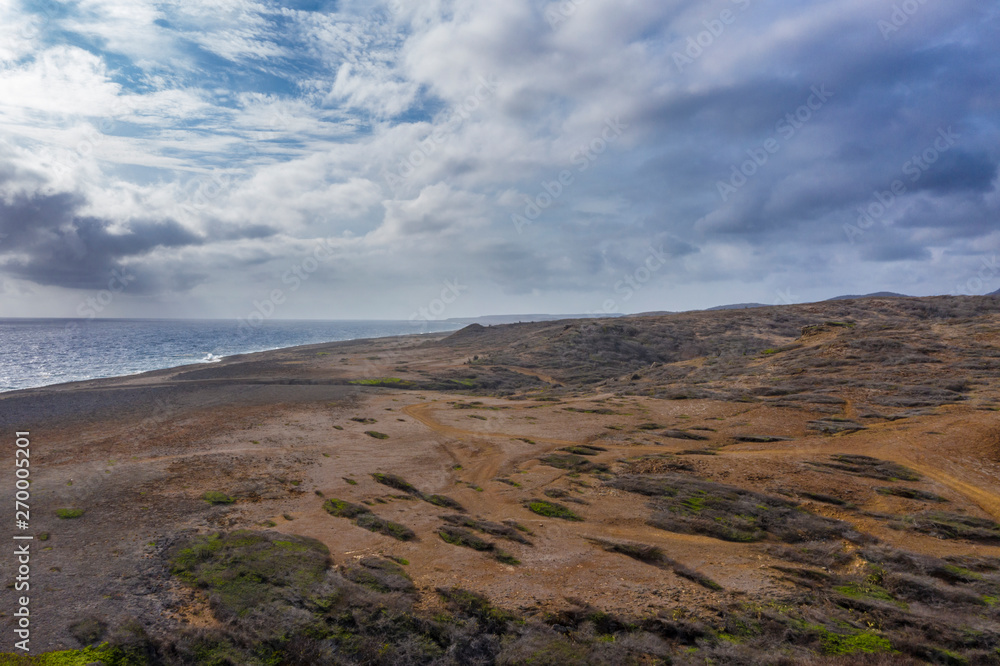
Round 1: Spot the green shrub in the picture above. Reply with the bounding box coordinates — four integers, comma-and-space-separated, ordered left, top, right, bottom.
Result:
439, 526, 492, 551
355, 514, 416, 541
322, 498, 371, 519
169, 531, 330, 620
201, 491, 234, 505
56, 508, 85, 519
526, 500, 582, 521
365, 430, 390, 439
821, 630, 894, 655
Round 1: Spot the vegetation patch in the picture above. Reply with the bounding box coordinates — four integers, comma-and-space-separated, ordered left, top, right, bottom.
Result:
323, 498, 416, 541
342, 556, 415, 594
735, 434, 793, 443
440, 514, 533, 544
350, 377, 415, 388
364, 430, 389, 439
660, 429, 710, 441
894, 511, 1000, 542
438, 525, 492, 551
800, 491, 850, 506
322, 498, 371, 519
539, 453, 609, 474
877, 486, 948, 502
169, 530, 329, 620
438, 526, 521, 565
820, 630, 895, 656
372, 472, 466, 511
355, 514, 417, 541
424, 494, 466, 511
200, 490, 235, 505
807, 454, 920, 481
608, 474, 858, 543
350, 417, 377, 424
559, 445, 606, 456
525, 499, 583, 521
587, 538, 722, 591
0, 643, 135, 665
372, 472, 417, 493
55, 508, 85, 519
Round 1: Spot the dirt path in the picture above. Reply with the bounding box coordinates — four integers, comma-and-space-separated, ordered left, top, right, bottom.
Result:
896, 458, 1000, 522
402, 401, 582, 447
726, 441, 1000, 522
402, 399, 594, 489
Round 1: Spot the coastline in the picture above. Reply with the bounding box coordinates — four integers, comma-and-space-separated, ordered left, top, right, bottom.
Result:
5, 298, 1000, 659
0, 321, 464, 396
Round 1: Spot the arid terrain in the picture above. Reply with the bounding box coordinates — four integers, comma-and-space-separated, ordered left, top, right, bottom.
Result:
3, 296, 1000, 665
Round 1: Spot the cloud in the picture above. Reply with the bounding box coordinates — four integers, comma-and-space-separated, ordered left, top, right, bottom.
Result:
0, 0, 999, 317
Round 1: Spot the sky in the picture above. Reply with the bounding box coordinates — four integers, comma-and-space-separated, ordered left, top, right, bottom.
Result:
0, 0, 998, 321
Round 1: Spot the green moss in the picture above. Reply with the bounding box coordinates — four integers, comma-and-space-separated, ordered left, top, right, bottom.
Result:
169, 531, 330, 619
55, 508, 85, 519
365, 431, 390, 439
526, 500, 582, 521
350, 377, 411, 387
0, 643, 135, 665
943, 564, 983, 581
834, 575, 904, 607
821, 630, 894, 655
323, 498, 371, 519
681, 495, 706, 513
201, 491, 234, 505
494, 550, 520, 565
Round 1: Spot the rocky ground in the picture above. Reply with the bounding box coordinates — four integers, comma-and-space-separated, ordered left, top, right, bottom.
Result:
2, 296, 1000, 664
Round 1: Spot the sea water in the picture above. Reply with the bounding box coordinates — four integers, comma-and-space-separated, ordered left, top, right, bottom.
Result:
0, 318, 462, 393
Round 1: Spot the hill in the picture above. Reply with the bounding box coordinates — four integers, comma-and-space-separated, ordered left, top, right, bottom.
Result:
826, 291, 909, 300
4, 294, 1000, 664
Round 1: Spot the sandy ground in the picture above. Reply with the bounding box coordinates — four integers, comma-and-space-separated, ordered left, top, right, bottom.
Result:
2, 323, 1000, 651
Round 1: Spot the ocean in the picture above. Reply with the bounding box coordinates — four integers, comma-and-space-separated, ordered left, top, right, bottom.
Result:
0, 318, 464, 393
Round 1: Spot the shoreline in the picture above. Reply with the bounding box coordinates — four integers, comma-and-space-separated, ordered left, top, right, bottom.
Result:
3, 297, 1000, 659
0, 325, 463, 397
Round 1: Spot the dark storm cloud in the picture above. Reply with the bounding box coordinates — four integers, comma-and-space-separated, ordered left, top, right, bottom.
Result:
0, 189, 203, 290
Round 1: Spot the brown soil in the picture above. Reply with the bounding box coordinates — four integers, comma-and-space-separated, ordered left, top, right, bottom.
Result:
3, 296, 1000, 657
